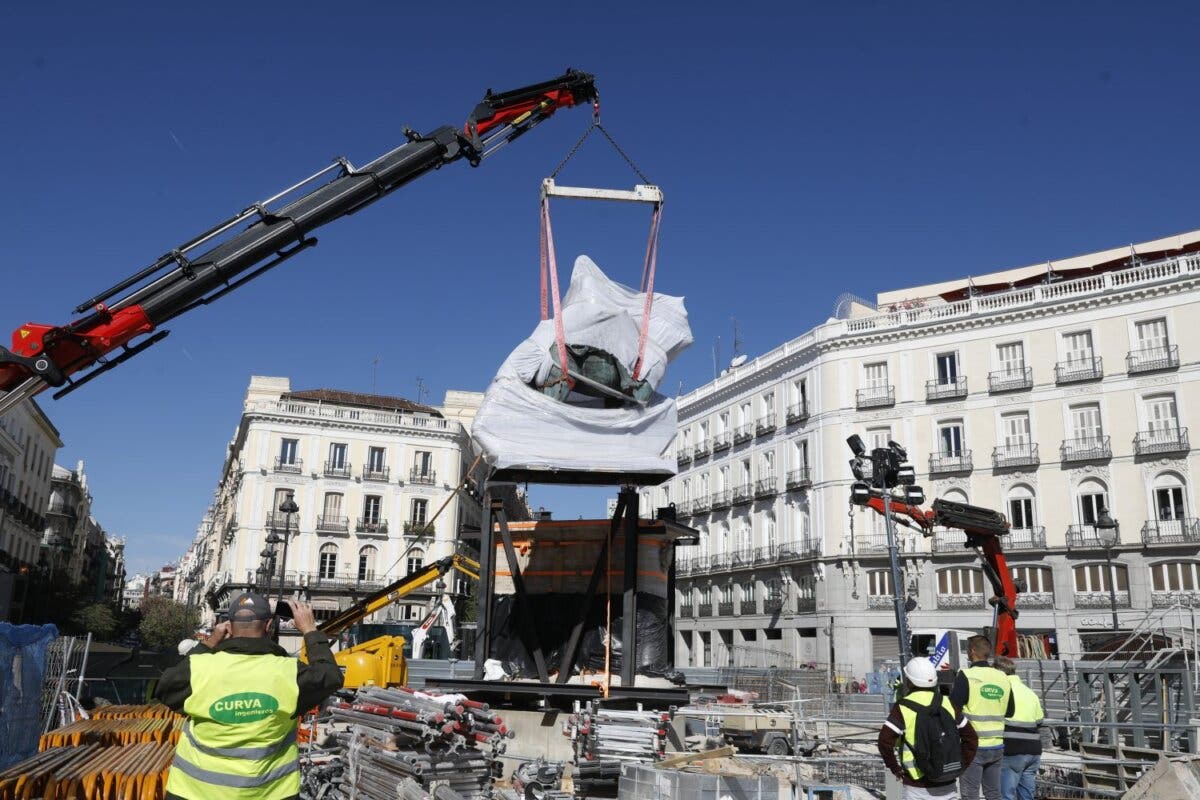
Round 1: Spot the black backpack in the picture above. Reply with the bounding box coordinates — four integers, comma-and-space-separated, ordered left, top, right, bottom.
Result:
900, 691, 964, 781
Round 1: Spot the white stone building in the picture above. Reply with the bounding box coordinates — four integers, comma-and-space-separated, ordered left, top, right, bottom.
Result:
186, 376, 484, 626
651, 230, 1200, 677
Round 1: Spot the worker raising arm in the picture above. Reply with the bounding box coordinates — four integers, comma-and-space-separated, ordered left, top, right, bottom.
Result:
155, 595, 344, 800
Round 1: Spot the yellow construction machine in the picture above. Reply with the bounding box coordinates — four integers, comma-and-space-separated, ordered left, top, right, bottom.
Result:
303, 553, 479, 688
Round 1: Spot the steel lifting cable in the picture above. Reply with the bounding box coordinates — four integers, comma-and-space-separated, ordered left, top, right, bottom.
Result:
539, 105, 662, 390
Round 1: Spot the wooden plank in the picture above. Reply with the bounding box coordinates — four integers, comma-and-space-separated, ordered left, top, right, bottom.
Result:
653, 745, 736, 770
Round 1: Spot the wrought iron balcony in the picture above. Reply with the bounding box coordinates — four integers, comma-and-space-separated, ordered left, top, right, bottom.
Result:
786, 402, 809, 425
1076, 591, 1130, 609
926, 376, 968, 401
1066, 524, 1119, 550
675, 500, 692, 517
856, 385, 895, 409
733, 425, 753, 444
692, 495, 711, 514
933, 528, 968, 552
730, 548, 755, 568
855, 533, 891, 552
1060, 436, 1112, 463
755, 417, 776, 437
1019, 592, 1055, 609
1126, 345, 1179, 374
732, 484, 753, 506
404, 521, 434, 535
409, 468, 437, 485
710, 489, 732, 510
786, 467, 812, 491
797, 597, 817, 615
693, 439, 710, 458
680, 604, 694, 617
708, 553, 731, 571
324, 460, 352, 479
775, 539, 820, 562
274, 457, 303, 474
712, 432, 731, 452
356, 518, 389, 535
1005, 526, 1047, 550
265, 511, 299, 532
316, 515, 349, 533
697, 603, 712, 616
675, 558, 696, 576
992, 443, 1039, 469
1054, 356, 1103, 384
1151, 591, 1200, 609
362, 466, 390, 482
763, 598, 784, 614
1134, 427, 1189, 456
1142, 518, 1200, 546
929, 451, 972, 474
988, 367, 1032, 393
937, 593, 987, 610
739, 600, 757, 615
718, 601, 735, 616
676, 447, 692, 465
754, 476, 778, 499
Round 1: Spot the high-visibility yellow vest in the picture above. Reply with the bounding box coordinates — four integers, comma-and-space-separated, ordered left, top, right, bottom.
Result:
165, 651, 300, 800
1004, 676, 1044, 745
897, 689, 959, 781
962, 665, 1011, 749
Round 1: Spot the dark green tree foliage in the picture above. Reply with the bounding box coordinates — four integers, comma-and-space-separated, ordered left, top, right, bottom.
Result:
137, 596, 200, 651
73, 603, 119, 641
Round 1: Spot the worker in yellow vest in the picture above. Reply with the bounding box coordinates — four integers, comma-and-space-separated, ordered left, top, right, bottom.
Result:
950, 636, 1011, 800
877, 657, 978, 799
155, 594, 343, 800
994, 657, 1044, 800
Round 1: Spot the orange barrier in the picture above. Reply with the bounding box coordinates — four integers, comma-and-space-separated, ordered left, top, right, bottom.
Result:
0, 741, 175, 800
89, 704, 176, 720
39, 716, 183, 750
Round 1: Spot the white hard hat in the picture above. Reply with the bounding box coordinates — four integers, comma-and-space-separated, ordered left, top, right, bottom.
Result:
903, 657, 938, 688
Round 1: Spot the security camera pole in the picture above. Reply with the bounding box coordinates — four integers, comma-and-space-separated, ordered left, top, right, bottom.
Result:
847, 435, 915, 667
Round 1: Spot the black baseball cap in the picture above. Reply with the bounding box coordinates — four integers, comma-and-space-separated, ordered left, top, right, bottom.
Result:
229, 592, 272, 621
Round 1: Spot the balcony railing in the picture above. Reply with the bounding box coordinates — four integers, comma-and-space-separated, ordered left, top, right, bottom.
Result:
409, 468, 437, 485
712, 432, 731, 452
676, 447, 692, 465
324, 460, 352, 479
855, 533, 891, 552
764, 598, 784, 614
992, 443, 1039, 469
316, 515, 349, 533
710, 489, 732, 510
786, 467, 812, 490
733, 425, 753, 444
1019, 592, 1055, 609
754, 476, 778, 499
692, 495, 711, 514
755, 417, 777, 437
1127, 345, 1179, 374
697, 603, 712, 616
1135, 427, 1189, 456
693, 439, 710, 457
1061, 436, 1112, 463
776, 539, 821, 561
1066, 524, 1119, 550
675, 500, 692, 517
926, 376, 968, 401
1005, 526, 1047, 550
1142, 518, 1200, 546
739, 600, 757, 615
732, 484, 753, 506
856, 385, 895, 409
731, 548, 755, 568
988, 367, 1032, 393
274, 457, 303, 474
1152, 591, 1200, 609
362, 465, 390, 482
937, 593, 987, 610
1076, 591, 1131, 609
1054, 356, 1103, 384
786, 402, 809, 425
404, 521, 434, 535
356, 518, 389, 535
265, 512, 299, 532
679, 604, 694, 617
797, 597, 816, 615
249, 570, 394, 593
929, 451, 972, 474
718, 601, 735, 616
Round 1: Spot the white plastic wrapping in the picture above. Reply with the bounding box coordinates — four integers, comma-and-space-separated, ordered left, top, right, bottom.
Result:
472, 255, 691, 476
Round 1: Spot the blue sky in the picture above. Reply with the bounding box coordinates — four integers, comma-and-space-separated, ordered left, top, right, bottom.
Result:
2, 3, 1198, 574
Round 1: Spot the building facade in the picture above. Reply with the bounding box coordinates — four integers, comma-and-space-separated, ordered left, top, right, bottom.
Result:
0, 398, 61, 621
184, 376, 484, 626
651, 231, 1200, 677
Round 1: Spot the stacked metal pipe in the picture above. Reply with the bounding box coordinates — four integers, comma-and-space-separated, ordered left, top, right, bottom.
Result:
562, 703, 669, 796
305, 685, 509, 800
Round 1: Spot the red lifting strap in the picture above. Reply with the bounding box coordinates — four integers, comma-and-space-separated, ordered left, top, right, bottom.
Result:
539, 198, 663, 389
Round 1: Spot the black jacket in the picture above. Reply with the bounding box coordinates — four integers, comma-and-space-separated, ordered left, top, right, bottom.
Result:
154, 631, 343, 716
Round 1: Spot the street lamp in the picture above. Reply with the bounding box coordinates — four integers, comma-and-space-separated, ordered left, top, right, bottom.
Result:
1095, 506, 1121, 632
276, 493, 299, 604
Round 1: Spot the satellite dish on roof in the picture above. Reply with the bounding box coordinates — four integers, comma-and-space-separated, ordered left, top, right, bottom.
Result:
730, 355, 748, 368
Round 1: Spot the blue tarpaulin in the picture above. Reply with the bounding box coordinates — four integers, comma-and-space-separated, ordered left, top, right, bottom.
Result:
0, 622, 58, 768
